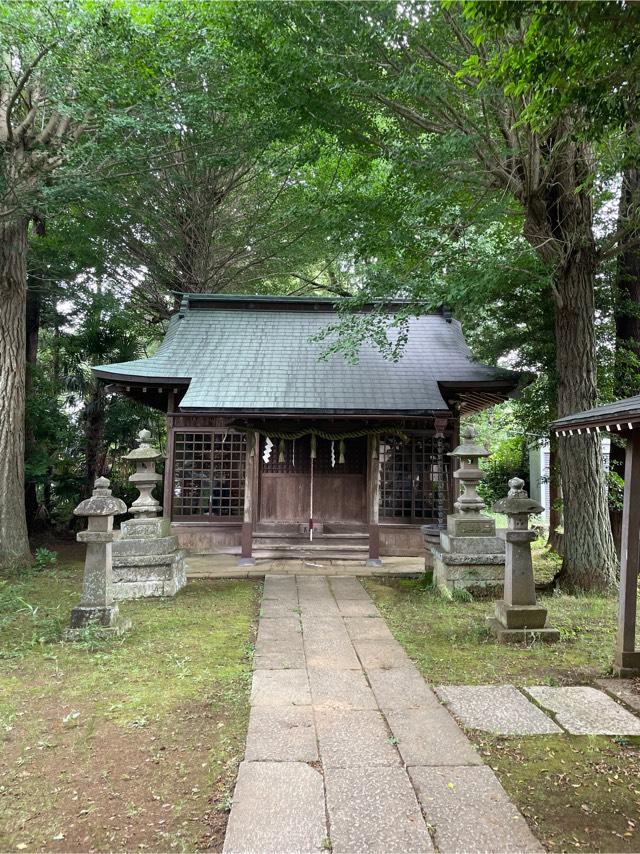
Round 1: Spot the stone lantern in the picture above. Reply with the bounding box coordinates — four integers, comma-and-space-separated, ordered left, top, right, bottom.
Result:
68, 477, 130, 635
447, 425, 494, 535
426, 425, 505, 593
111, 428, 186, 598
488, 477, 559, 643
124, 428, 163, 521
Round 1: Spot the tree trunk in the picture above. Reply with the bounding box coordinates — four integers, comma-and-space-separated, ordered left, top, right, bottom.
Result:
0, 220, 31, 566
84, 382, 106, 496
610, 164, 640, 553
546, 440, 564, 555
554, 251, 617, 591
24, 283, 43, 533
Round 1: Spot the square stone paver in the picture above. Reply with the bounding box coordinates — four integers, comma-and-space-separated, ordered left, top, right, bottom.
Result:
325, 766, 433, 853
368, 667, 440, 711
308, 668, 378, 710
525, 686, 640, 735
597, 678, 640, 714
250, 669, 311, 707
245, 707, 318, 761
302, 620, 361, 669
386, 707, 482, 766
337, 599, 380, 617
253, 646, 307, 670
344, 617, 395, 642
315, 709, 401, 767
329, 577, 371, 600
256, 616, 301, 644
263, 576, 298, 602
353, 638, 412, 670
409, 765, 543, 853
435, 685, 561, 735
260, 599, 300, 619
223, 761, 327, 853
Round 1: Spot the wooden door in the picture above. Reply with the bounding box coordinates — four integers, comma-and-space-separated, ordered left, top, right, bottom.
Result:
258, 436, 366, 523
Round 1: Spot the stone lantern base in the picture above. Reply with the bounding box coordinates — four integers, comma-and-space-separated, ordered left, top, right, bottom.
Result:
65, 604, 131, 638
487, 611, 560, 644
112, 521, 186, 599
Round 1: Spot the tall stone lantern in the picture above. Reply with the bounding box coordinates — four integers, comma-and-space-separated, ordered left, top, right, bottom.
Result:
68, 476, 130, 636
111, 429, 186, 599
426, 425, 505, 593
488, 477, 559, 643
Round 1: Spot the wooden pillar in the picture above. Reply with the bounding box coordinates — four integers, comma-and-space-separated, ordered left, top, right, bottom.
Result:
615, 429, 640, 676
239, 431, 258, 566
163, 400, 176, 522
367, 434, 382, 566
434, 416, 449, 529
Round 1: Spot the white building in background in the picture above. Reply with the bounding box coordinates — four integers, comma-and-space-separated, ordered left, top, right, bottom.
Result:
529, 437, 611, 524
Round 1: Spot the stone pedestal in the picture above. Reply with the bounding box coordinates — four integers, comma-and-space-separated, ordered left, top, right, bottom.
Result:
487, 478, 559, 643
112, 429, 186, 599
426, 426, 505, 593
66, 477, 130, 638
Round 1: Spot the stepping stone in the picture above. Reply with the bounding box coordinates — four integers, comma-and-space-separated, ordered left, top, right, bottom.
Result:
386, 707, 482, 766
325, 766, 433, 853
300, 599, 341, 617
525, 686, 640, 735
260, 599, 300, 619
263, 576, 297, 601
329, 577, 370, 600
244, 707, 318, 761
337, 599, 380, 617
409, 765, 543, 853
344, 616, 395, 641
253, 646, 306, 670
352, 638, 412, 670
223, 762, 327, 853
250, 669, 311, 707
303, 619, 361, 669
435, 685, 561, 735
596, 678, 640, 714
308, 667, 378, 710
315, 709, 401, 767
368, 667, 440, 711
256, 616, 301, 645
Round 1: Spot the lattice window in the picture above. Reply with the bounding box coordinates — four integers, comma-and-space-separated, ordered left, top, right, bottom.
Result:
172, 431, 246, 519
379, 433, 449, 523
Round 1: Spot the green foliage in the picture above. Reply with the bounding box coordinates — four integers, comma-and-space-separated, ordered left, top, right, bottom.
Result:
478, 435, 530, 507
32, 548, 57, 573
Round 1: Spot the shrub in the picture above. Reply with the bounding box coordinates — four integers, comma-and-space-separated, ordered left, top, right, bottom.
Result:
32, 548, 57, 572
478, 435, 529, 507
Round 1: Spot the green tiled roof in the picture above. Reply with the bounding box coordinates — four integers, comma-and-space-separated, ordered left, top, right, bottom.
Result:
94, 295, 518, 413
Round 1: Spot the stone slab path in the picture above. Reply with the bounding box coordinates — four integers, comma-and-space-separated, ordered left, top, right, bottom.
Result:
223, 575, 542, 854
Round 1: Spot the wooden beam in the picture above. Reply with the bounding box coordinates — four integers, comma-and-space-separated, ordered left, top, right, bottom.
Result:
239, 431, 258, 565
163, 417, 175, 523
367, 434, 382, 566
616, 429, 640, 676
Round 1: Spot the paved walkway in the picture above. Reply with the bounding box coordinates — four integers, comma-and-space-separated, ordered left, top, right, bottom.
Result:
223, 575, 542, 854
186, 554, 423, 579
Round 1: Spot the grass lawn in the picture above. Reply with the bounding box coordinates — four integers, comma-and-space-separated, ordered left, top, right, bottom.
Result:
364, 547, 640, 853
0, 548, 260, 853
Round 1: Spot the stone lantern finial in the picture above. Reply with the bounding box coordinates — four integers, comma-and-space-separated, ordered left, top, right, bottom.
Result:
67, 476, 130, 636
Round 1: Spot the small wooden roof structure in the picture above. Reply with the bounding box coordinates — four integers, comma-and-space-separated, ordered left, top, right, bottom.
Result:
552, 395, 640, 677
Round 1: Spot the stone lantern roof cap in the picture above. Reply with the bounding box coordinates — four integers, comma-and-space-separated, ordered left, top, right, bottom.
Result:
74, 476, 128, 517
123, 428, 163, 462
448, 425, 490, 459
492, 477, 544, 516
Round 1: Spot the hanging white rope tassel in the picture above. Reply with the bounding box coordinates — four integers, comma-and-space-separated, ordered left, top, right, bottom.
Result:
263, 437, 273, 464
331, 440, 336, 468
